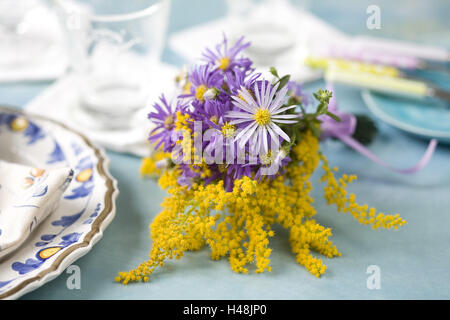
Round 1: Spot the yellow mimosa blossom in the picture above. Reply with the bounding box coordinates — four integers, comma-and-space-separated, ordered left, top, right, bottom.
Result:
140, 151, 171, 177
116, 131, 405, 284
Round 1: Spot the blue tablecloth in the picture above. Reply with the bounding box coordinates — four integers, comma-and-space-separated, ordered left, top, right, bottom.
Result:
1, 0, 449, 299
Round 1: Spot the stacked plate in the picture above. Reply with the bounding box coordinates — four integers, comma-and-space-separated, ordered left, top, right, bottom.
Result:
0, 106, 118, 299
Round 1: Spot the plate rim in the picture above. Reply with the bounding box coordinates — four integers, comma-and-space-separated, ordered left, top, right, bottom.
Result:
0, 106, 119, 300
361, 90, 450, 139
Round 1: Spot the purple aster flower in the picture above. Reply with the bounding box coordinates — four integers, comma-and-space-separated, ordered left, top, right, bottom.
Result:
196, 99, 232, 130
287, 81, 311, 106
179, 64, 223, 103
148, 95, 185, 152
176, 164, 200, 188
202, 34, 252, 73
225, 68, 260, 96
226, 81, 298, 153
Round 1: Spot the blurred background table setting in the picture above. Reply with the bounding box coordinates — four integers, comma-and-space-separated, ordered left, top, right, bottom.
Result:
25, 0, 176, 156
0, 0, 449, 299
0, 0, 67, 82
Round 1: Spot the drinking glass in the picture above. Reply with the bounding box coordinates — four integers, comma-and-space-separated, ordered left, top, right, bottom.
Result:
55, 0, 171, 130
0, 0, 59, 71
225, 0, 310, 66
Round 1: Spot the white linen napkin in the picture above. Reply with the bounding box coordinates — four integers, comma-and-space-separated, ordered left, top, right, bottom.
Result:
0, 160, 73, 259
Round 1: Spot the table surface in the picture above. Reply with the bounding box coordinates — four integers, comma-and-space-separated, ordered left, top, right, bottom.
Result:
1, 0, 449, 300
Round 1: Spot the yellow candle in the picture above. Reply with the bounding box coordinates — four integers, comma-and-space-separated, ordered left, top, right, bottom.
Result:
325, 68, 429, 98
305, 56, 400, 78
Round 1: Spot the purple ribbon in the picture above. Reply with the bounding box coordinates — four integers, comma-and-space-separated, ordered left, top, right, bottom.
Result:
320, 84, 437, 174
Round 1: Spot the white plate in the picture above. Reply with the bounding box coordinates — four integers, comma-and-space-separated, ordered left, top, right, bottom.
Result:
0, 106, 118, 299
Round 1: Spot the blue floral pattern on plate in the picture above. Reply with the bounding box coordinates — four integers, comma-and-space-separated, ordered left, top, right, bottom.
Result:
0, 108, 117, 299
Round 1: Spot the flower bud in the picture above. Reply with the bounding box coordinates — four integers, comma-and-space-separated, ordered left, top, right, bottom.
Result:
203, 88, 218, 100
155, 158, 170, 169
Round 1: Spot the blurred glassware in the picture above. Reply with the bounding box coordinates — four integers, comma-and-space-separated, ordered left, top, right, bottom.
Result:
0, 0, 66, 79
0, 0, 43, 64
225, 0, 310, 66
0, 0, 38, 30
54, 0, 170, 130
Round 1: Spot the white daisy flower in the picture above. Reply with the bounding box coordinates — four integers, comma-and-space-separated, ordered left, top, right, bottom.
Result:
225, 80, 298, 152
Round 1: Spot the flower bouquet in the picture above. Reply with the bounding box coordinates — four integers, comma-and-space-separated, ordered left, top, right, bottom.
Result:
116, 36, 407, 285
